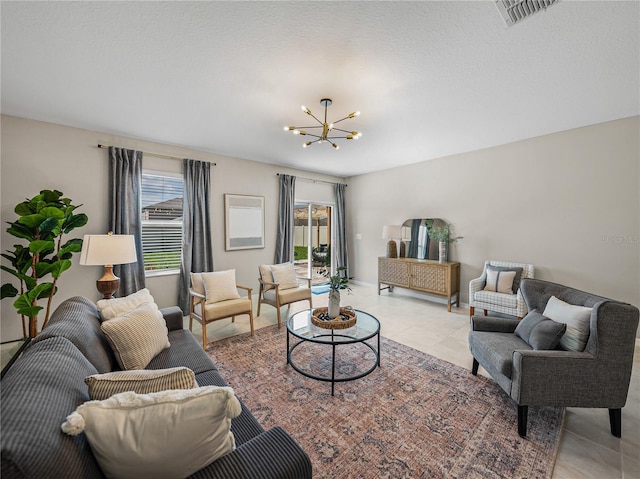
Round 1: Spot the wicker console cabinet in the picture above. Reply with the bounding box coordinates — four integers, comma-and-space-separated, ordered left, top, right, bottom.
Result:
378, 257, 460, 312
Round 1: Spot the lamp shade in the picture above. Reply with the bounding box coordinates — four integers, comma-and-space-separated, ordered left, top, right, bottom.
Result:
382, 225, 402, 240
79, 234, 137, 266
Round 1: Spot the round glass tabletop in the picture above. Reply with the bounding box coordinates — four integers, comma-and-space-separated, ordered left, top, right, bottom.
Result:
287, 309, 380, 344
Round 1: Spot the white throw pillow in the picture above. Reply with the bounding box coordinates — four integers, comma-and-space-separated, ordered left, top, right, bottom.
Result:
201, 270, 241, 304
85, 367, 197, 401
101, 302, 170, 370
270, 263, 299, 290
543, 295, 592, 352
97, 288, 156, 320
484, 269, 516, 294
61, 386, 242, 479
190, 272, 206, 296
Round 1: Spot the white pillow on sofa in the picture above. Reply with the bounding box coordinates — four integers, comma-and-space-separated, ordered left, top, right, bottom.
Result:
543, 295, 592, 352
101, 302, 170, 370
61, 386, 242, 479
97, 288, 157, 320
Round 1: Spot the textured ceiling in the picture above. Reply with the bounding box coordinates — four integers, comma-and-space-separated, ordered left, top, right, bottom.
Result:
2, 1, 638, 177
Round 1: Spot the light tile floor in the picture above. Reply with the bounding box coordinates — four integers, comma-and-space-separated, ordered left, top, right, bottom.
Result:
190, 283, 639, 479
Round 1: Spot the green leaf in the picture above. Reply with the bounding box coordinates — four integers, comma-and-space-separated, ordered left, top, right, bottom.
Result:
49, 259, 72, 278
35, 261, 56, 277
63, 213, 88, 233
59, 238, 83, 255
1, 283, 18, 299
17, 214, 44, 229
38, 216, 60, 236
6, 221, 34, 240
39, 207, 65, 220
13, 292, 43, 317
41, 190, 63, 203
14, 201, 35, 216
29, 240, 55, 255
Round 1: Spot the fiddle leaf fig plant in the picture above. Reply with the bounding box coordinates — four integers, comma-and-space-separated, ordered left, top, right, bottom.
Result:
1, 190, 88, 338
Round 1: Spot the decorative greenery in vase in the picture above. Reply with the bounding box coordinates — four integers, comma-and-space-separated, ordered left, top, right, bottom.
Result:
1, 190, 88, 338
429, 224, 463, 243
322, 266, 351, 318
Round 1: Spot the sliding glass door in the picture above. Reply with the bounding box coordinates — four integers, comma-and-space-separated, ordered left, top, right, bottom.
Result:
293, 203, 332, 284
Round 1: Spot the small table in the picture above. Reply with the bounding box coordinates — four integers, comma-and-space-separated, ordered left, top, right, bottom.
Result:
286, 309, 381, 396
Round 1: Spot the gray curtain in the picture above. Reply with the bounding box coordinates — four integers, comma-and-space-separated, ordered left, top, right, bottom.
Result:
178, 159, 214, 313
275, 174, 296, 264
108, 147, 145, 296
408, 218, 421, 258
334, 183, 349, 274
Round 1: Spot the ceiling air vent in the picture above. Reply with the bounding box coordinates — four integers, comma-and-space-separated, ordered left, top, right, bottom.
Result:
495, 0, 560, 27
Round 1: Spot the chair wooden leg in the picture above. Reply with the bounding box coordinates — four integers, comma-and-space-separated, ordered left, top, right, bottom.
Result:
469, 306, 475, 318
202, 321, 207, 350
189, 315, 193, 331
276, 307, 282, 329
483, 310, 488, 316
517, 316, 523, 321
609, 408, 622, 437
249, 310, 255, 336
518, 405, 528, 437
257, 300, 262, 316
232, 316, 235, 323
472, 358, 479, 375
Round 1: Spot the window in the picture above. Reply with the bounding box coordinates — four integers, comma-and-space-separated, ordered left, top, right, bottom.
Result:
141, 171, 184, 274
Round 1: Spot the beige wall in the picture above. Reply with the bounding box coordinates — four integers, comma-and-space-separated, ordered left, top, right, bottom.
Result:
346, 117, 640, 323
1, 115, 343, 341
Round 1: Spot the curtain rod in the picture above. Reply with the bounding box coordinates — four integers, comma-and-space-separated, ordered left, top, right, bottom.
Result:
97, 144, 216, 165
276, 173, 347, 187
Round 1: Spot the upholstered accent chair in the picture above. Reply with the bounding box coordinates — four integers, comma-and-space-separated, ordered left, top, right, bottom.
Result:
469, 260, 535, 320
257, 263, 312, 328
189, 270, 254, 349
468, 278, 639, 437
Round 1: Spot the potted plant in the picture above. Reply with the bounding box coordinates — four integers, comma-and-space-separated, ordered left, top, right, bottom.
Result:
1, 190, 88, 338
323, 266, 351, 319
429, 224, 463, 263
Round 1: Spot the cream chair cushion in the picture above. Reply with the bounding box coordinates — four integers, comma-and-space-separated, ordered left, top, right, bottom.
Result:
201, 270, 241, 304
270, 263, 299, 290
264, 286, 311, 304
194, 298, 252, 321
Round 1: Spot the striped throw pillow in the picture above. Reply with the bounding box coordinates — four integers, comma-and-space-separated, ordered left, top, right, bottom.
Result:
484, 269, 516, 294
101, 302, 170, 370
85, 367, 197, 401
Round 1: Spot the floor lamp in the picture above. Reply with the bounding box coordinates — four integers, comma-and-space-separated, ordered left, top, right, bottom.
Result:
79, 233, 137, 299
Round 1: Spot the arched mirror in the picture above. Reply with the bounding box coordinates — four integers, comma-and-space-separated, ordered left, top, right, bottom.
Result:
400, 218, 448, 260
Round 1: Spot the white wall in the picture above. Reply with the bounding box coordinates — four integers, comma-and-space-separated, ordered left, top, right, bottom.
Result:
346, 117, 640, 320
0, 115, 343, 341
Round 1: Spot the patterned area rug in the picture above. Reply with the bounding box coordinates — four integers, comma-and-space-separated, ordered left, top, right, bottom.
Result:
206, 325, 563, 479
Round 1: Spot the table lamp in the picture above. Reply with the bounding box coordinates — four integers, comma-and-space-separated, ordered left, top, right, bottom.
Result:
79, 232, 137, 299
382, 225, 402, 258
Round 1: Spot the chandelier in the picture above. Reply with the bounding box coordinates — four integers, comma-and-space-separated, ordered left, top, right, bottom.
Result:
284, 98, 362, 150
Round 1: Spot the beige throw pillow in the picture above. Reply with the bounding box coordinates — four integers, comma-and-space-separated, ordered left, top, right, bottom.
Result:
543, 295, 592, 352
101, 302, 170, 370
85, 367, 197, 401
201, 270, 241, 304
61, 386, 242, 479
190, 272, 206, 296
270, 263, 299, 290
97, 288, 156, 320
484, 269, 516, 294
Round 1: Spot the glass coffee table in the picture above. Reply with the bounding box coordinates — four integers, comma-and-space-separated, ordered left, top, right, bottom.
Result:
286, 309, 381, 396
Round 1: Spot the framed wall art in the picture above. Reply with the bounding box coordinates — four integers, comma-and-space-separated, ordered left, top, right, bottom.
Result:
224, 194, 265, 251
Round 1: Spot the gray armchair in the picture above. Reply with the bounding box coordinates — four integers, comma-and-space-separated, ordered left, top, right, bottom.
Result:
468, 278, 639, 437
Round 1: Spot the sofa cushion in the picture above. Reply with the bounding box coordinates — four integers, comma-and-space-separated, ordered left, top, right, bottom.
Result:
488, 265, 524, 291
61, 387, 242, 479
101, 302, 170, 370
264, 286, 310, 303
468, 331, 530, 379
147, 329, 218, 375
85, 367, 197, 400
190, 272, 206, 295
270, 263, 299, 290
1, 336, 104, 478
543, 295, 592, 352
34, 296, 117, 373
514, 310, 566, 350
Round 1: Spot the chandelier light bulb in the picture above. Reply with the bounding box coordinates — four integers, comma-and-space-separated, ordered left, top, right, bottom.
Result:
328, 123, 334, 130
332, 143, 339, 150
293, 129, 299, 135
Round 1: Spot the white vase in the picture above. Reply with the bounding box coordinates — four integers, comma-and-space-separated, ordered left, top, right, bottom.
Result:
439, 241, 447, 263
328, 289, 341, 318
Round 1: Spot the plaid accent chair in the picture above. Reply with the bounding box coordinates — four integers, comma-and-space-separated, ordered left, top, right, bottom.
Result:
469, 260, 535, 320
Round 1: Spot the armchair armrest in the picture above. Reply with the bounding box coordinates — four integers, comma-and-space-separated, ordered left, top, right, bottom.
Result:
160, 306, 184, 331
471, 316, 520, 333
469, 275, 486, 296
236, 285, 253, 297
297, 277, 312, 288
190, 427, 312, 479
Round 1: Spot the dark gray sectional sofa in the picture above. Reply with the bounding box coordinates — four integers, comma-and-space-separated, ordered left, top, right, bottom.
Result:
1, 296, 312, 479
